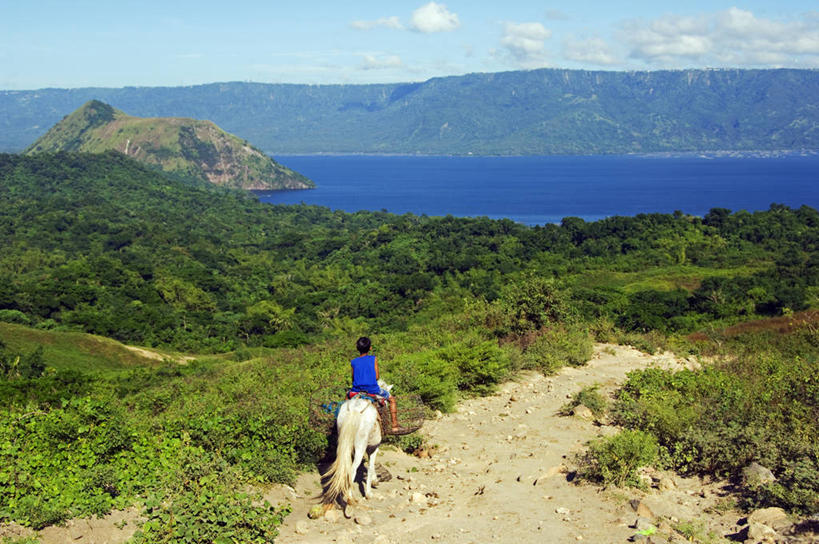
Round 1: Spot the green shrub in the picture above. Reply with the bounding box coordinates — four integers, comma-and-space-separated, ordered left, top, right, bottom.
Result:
522, 326, 594, 374
436, 338, 510, 395
133, 484, 288, 544
388, 432, 426, 454
578, 429, 658, 487
0, 310, 30, 325
1, 537, 40, 544
495, 275, 568, 335
389, 354, 458, 412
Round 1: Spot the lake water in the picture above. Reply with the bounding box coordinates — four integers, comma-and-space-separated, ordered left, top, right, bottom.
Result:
256, 154, 818, 225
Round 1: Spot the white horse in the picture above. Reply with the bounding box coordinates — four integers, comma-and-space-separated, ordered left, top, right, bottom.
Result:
320, 394, 383, 506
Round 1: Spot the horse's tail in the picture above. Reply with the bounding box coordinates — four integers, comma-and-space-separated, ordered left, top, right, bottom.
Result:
321, 402, 362, 504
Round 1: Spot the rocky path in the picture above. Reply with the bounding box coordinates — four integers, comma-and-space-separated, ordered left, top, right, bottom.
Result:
268, 344, 748, 544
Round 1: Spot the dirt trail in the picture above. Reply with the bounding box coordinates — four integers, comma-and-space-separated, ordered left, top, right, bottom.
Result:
269, 343, 747, 544
124, 345, 195, 364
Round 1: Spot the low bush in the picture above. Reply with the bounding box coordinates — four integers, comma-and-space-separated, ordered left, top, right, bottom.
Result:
578, 429, 658, 487
436, 338, 510, 395
388, 354, 458, 412
560, 385, 608, 417
612, 334, 819, 512
522, 325, 594, 374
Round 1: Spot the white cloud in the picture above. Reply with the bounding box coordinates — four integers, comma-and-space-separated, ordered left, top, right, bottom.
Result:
563, 37, 619, 66
499, 22, 552, 67
410, 2, 460, 33
622, 8, 819, 68
545, 10, 570, 21
360, 54, 403, 70
351, 16, 404, 31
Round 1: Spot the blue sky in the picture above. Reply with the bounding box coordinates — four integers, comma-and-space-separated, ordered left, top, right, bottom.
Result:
2, 1, 817, 89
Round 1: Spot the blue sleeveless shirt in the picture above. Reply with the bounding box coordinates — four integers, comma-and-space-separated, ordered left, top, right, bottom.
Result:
351, 354, 380, 395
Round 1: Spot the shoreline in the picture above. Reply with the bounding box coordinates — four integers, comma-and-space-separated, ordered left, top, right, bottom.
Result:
269, 149, 819, 159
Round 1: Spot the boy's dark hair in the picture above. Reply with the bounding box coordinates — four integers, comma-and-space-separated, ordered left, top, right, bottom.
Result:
356, 336, 371, 354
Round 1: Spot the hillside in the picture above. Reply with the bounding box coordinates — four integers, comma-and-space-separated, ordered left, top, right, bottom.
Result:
1, 151, 817, 353
24, 100, 312, 191
2, 69, 819, 154
0, 322, 164, 372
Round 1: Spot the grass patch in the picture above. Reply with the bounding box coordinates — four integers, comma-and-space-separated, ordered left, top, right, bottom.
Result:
560, 384, 608, 417
570, 264, 769, 294
0, 322, 160, 373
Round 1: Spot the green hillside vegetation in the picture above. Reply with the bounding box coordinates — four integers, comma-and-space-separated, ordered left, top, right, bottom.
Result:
24, 100, 313, 191
0, 152, 817, 540
2, 69, 818, 154
0, 322, 162, 372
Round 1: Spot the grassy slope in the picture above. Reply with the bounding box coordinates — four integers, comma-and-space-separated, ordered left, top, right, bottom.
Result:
0, 322, 163, 373
571, 263, 771, 293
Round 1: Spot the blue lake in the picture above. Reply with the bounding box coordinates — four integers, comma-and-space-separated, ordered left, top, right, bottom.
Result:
256, 154, 819, 225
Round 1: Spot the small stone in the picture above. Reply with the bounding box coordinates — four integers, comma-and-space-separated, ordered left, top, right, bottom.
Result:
629, 499, 655, 520
742, 462, 776, 488
555, 507, 571, 515
576, 536, 583, 540
747, 507, 790, 530
746, 521, 777, 542
295, 520, 310, 535
658, 477, 676, 491
634, 517, 655, 532
410, 492, 427, 504
572, 405, 594, 420
354, 514, 372, 526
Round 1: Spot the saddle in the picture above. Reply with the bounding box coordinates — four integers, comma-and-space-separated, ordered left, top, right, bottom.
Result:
346, 390, 387, 406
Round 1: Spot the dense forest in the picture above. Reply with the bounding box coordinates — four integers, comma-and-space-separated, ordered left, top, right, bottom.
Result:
2, 68, 818, 154
0, 152, 817, 542
1, 152, 816, 351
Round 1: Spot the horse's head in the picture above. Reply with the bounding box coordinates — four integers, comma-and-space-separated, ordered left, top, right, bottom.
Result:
377, 379, 393, 393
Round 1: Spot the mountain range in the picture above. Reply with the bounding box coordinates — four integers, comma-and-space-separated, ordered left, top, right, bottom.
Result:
2, 68, 818, 155
24, 100, 312, 191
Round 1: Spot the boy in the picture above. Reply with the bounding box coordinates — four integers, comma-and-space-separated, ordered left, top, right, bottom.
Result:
350, 336, 400, 433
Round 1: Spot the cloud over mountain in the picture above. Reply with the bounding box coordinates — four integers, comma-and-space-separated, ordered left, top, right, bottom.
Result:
410, 2, 460, 33
500, 22, 552, 67
622, 8, 819, 67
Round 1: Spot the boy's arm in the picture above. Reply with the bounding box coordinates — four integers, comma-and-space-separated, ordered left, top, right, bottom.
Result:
374, 357, 380, 380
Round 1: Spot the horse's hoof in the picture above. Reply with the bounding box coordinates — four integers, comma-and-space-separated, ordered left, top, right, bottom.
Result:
343, 503, 353, 518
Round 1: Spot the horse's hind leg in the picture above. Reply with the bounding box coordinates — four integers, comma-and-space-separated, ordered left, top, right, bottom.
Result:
364, 446, 378, 498
349, 441, 366, 502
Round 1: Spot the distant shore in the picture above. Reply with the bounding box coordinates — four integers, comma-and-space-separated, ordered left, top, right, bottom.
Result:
270, 149, 818, 159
